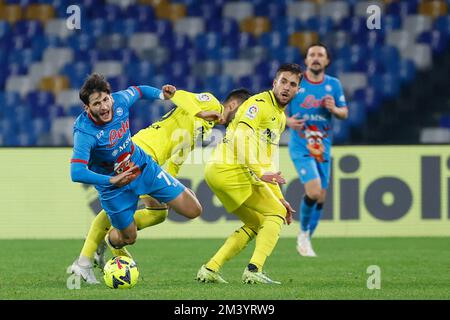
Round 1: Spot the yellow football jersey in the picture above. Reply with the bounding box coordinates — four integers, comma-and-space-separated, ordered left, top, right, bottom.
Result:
206, 90, 285, 210
132, 90, 223, 176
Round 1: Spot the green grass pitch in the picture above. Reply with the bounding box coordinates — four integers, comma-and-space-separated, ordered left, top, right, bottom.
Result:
0, 237, 449, 300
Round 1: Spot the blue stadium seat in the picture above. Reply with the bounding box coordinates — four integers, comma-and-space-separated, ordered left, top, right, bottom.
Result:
48, 104, 67, 119
195, 32, 222, 52
74, 49, 101, 64
395, 59, 416, 84
108, 75, 130, 91
173, 75, 204, 92
353, 59, 385, 77
0, 21, 12, 40
108, 48, 139, 64
89, 4, 123, 22
0, 92, 21, 108
126, 61, 156, 84
439, 115, 450, 129
110, 19, 139, 37
254, 2, 286, 20
238, 74, 270, 94
164, 60, 191, 80
154, 20, 174, 39
26, 91, 55, 109
269, 47, 301, 63
67, 34, 96, 52
347, 100, 366, 128
305, 16, 334, 37
31, 118, 51, 138
207, 46, 238, 60
336, 44, 368, 66
353, 86, 381, 113
8, 48, 40, 68
434, 16, 450, 38
68, 105, 82, 117
31, 35, 65, 59
369, 72, 401, 100
417, 30, 448, 54
6, 63, 28, 77
10, 35, 33, 50
259, 31, 288, 51
325, 58, 351, 77
124, 5, 155, 23
148, 74, 169, 89
204, 75, 234, 101
386, 0, 419, 16
62, 62, 91, 89
85, 19, 110, 37
188, 2, 221, 20
161, 34, 193, 52
339, 16, 367, 35
355, 31, 385, 49
332, 119, 350, 143
272, 17, 304, 35
369, 45, 400, 67
13, 20, 44, 39
207, 18, 239, 38
381, 14, 402, 31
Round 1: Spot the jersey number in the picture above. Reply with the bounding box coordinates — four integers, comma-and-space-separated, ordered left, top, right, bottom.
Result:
157, 171, 172, 186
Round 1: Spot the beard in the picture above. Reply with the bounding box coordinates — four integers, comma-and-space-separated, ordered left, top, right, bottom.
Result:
310, 65, 324, 75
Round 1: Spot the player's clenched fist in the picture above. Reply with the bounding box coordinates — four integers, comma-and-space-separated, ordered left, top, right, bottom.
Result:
110, 165, 140, 187
162, 84, 176, 99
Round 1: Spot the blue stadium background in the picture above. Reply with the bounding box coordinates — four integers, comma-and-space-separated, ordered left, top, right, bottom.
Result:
1, 0, 450, 146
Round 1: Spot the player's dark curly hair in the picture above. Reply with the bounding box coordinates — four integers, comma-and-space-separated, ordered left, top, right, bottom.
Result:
79, 73, 112, 106
275, 63, 303, 80
224, 88, 252, 104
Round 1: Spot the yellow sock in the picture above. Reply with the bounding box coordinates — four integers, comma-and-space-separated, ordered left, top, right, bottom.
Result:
134, 207, 168, 230
206, 226, 256, 272
250, 215, 284, 271
80, 210, 111, 259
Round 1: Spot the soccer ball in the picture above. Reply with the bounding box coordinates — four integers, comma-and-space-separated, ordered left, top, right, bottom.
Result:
103, 256, 139, 289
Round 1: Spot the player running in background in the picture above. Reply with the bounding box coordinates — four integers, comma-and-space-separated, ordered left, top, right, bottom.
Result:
196, 63, 301, 284
286, 44, 348, 257
69, 84, 251, 283
67, 73, 202, 283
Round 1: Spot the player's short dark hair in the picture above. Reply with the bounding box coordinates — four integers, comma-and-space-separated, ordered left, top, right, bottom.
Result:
305, 43, 332, 63
275, 63, 303, 81
79, 73, 112, 105
224, 88, 252, 104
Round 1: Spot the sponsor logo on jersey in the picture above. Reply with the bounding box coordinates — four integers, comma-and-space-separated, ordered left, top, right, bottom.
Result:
339, 95, 346, 103
109, 120, 130, 147
301, 95, 324, 109
245, 105, 258, 119
96, 130, 104, 139
325, 85, 332, 92
116, 107, 123, 117
196, 93, 211, 102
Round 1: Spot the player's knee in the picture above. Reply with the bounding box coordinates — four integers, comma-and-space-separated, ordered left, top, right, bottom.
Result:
306, 190, 321, 201
186, 200, 202, 219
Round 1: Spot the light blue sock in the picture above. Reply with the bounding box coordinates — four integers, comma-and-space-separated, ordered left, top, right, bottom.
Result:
300, 196, 316, 232
309, 203, 323, 237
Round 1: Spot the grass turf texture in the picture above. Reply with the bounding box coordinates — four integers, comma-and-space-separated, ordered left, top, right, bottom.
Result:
0, 238, 449, 300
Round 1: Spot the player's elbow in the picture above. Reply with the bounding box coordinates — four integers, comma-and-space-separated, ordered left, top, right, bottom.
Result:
70, 165, 84, 183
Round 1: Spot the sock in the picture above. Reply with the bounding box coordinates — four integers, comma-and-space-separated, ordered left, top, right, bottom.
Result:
249, 215, 284, 271
309, 202, 323, 237
206, 226, 256, 272
300, 195, 317, 232
80, 209, 111, 259
134, 207, 168, 230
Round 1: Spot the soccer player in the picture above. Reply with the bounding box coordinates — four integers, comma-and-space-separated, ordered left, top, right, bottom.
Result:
69, 83, 252, 283
68, 73, 203, 283
196, 63, 301, 284
286, 44, 348, 257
